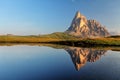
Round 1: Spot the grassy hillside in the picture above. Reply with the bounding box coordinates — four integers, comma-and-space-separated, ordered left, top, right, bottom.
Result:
77, 38, 120, 46
39, 32, 77, 39
0, 32, 77, 43
0, 32, 120, 46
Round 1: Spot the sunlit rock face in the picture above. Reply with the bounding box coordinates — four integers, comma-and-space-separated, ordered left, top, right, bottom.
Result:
65, 47, 107, 71
65, 11, 110, 38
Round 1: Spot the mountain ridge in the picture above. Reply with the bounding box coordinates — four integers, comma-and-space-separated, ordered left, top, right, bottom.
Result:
65, 11, 110, 38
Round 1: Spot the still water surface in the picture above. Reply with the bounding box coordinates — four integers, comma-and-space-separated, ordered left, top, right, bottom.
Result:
0, 45, 120, 80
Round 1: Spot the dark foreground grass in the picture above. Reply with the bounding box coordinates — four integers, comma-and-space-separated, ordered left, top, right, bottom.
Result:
0, 32, 120, 47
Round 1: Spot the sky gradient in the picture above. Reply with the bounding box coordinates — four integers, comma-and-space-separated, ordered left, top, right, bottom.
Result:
0, 0, 120, 35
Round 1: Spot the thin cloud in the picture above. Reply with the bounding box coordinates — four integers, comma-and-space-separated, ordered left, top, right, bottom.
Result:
72, 0, 76, 2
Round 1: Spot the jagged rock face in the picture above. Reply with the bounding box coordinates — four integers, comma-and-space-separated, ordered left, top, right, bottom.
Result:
65, 11, 110, 38
65, 47, 107, 71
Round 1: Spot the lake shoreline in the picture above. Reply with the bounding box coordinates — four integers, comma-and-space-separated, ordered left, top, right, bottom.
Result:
0, 34, 120, 47
0, 40, 120, 47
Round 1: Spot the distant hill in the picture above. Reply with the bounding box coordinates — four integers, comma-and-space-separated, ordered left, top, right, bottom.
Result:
108, 35, 120, 38
65, 11, 110, 38
39, 32, 77, 39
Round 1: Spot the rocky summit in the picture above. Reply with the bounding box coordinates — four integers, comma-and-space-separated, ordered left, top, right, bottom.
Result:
65, 11, 110, 38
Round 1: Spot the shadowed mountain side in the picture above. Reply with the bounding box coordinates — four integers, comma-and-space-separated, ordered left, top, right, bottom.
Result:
65, 47, 107, 71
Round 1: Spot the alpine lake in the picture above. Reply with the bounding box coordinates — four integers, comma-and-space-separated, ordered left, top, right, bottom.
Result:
0, 43, 120, 80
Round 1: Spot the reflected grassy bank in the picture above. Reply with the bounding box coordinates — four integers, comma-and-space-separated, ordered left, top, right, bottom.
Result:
0, 43, 120, 51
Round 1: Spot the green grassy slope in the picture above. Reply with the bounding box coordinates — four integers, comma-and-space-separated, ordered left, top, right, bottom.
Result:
39, 32, 77, 39
0, 32, 120, 46
0, 32, 77, 43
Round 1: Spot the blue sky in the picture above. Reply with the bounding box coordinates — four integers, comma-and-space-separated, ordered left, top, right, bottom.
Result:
0, 0, 120, 35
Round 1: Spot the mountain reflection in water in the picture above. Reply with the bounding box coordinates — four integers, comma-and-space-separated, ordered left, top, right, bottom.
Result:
0, 43, 118, 72
0, 44, 120, 80
65, 47, 107, 71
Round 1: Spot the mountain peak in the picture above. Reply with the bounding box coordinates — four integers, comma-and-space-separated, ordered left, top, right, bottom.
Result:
75, 11, 86, 19
65, 11, 110, 38
75, 11, 81, 18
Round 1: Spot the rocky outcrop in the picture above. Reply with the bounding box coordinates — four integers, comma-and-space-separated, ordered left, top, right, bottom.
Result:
65, 47, 107, 71
65, 11, 110, 38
